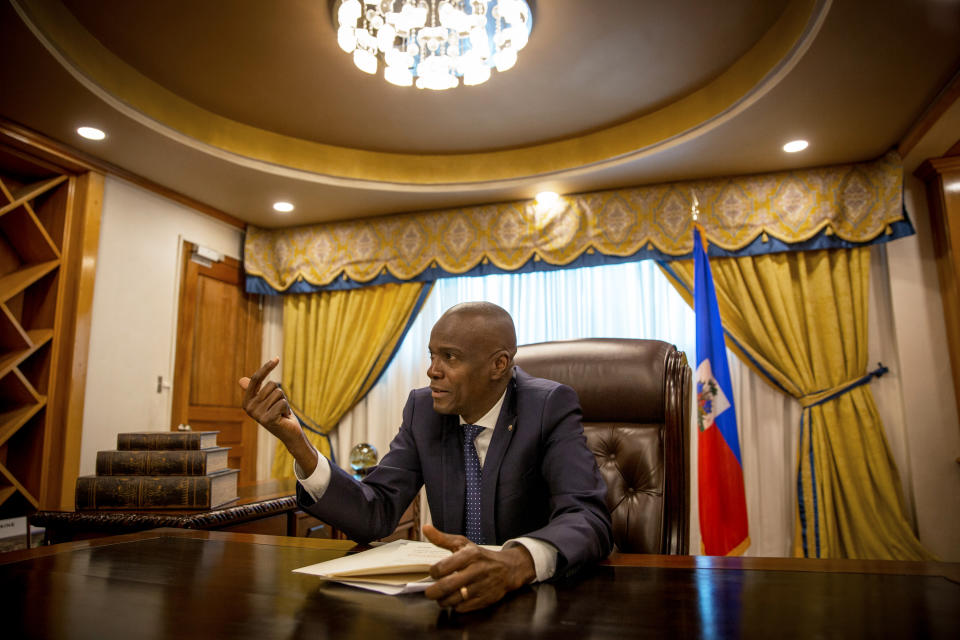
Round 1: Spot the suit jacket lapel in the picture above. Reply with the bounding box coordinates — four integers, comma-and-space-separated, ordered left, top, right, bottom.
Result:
440, 413, 465, 535
481, 376, 517, 544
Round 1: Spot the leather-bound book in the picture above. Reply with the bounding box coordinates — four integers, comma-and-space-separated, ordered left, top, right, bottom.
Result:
75, 469, 239, 510
95, 447, 230, 476
116, 431, 219, 450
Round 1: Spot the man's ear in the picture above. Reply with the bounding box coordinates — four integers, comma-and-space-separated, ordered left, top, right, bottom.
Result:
490, 350, 512, 380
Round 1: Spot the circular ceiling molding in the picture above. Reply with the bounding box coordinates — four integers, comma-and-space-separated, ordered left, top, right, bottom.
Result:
12, 0, 830, 191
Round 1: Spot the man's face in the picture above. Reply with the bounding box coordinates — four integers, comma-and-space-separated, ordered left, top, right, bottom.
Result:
427, 313, 499, 423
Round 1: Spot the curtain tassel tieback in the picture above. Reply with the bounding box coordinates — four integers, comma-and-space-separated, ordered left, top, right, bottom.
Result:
796, 363, 888, 558
279, 383, 336, 465
798, 364, 889, 410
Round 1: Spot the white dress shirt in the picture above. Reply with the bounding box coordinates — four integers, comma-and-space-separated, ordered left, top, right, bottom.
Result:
295, 386, 558, 582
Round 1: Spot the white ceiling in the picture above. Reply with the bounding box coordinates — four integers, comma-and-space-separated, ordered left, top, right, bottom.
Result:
1, 0, 959, 228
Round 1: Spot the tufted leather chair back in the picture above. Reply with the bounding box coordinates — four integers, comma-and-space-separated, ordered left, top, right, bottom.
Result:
515, 338, 691, 554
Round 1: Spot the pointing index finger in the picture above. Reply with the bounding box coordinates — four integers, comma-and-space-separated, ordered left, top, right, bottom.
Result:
243, 357, 280, 400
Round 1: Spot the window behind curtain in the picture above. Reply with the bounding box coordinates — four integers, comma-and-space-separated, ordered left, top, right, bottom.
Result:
335, 260, 696, 480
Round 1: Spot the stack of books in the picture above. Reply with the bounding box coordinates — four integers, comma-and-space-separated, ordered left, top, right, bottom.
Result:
75, 431, 239, 511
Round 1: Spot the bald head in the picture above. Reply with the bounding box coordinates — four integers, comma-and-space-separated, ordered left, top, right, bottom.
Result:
438, 302, 517, 356
427, 302, 517, 423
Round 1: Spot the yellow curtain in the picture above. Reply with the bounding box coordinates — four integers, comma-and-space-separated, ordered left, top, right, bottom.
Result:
661, 247, 934, 560
271, 282, 431, 479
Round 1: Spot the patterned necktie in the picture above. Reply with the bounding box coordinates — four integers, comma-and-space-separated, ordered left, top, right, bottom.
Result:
462, 423, 484, 544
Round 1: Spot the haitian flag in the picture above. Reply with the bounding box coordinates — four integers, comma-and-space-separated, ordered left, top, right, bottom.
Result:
694, 226, 749, 556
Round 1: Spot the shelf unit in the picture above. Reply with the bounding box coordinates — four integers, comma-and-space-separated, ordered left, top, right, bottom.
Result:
0, 134, 102, 516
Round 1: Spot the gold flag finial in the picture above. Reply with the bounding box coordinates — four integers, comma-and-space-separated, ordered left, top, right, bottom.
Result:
691, 191, 700, 222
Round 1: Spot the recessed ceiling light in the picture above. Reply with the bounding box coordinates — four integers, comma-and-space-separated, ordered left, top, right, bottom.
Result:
783, 139, 809, 153
77, 126, 106, 140
535, 191, 560, 206
273, 201, 294, 213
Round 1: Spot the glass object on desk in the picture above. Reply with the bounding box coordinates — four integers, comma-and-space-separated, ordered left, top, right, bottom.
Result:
349, 443, 378, 480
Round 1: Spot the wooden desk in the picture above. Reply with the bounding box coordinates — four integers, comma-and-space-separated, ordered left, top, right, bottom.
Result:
1, 529, 957, 638
29, 479, 420, 545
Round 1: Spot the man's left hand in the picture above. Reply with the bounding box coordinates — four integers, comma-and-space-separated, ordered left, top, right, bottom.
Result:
422, 524, 536, 612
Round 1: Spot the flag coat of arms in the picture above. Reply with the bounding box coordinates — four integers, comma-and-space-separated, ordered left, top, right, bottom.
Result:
694, 226, 749, 556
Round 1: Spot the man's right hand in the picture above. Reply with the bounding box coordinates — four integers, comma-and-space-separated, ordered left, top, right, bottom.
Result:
239, 357, 319, 475
239, 357, 299, 440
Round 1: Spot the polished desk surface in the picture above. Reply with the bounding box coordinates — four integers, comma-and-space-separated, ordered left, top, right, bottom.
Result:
1, 529, 957, 639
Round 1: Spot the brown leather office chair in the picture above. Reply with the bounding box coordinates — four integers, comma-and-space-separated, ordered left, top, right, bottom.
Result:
514, 338, 691, 554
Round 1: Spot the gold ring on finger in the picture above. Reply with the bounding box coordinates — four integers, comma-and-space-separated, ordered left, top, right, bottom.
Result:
460, 585, 469, 600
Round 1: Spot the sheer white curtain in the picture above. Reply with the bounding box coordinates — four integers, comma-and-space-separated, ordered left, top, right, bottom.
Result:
325, 247, 912, 557
335, 261, 695, 467
256, 294, 284, 482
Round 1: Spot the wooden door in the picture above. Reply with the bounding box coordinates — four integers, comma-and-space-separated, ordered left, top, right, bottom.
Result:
171, 242, 261, 485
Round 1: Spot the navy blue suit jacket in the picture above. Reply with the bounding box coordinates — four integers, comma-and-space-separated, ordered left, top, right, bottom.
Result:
297, 367, 613, 576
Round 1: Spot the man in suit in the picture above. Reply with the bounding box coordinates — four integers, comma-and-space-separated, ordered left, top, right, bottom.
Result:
240, 302, 612, 611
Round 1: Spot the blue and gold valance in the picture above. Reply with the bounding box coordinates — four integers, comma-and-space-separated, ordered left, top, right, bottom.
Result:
245, 152, 912, 294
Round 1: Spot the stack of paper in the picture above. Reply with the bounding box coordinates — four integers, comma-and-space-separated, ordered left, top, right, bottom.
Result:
294, 539, 500, 595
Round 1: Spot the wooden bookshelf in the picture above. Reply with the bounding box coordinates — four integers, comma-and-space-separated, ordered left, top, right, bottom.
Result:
0, 133, 103, 516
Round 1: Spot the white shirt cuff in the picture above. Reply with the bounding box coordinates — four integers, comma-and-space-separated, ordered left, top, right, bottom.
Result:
504, 536, 558, 582
294, 455, 331, 502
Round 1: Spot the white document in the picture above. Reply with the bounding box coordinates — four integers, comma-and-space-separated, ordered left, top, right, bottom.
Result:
294, 539, 500, 595
332, 576, 435, 596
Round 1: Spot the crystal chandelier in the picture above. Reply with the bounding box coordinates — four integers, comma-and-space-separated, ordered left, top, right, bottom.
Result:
334, 0, 533, 90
